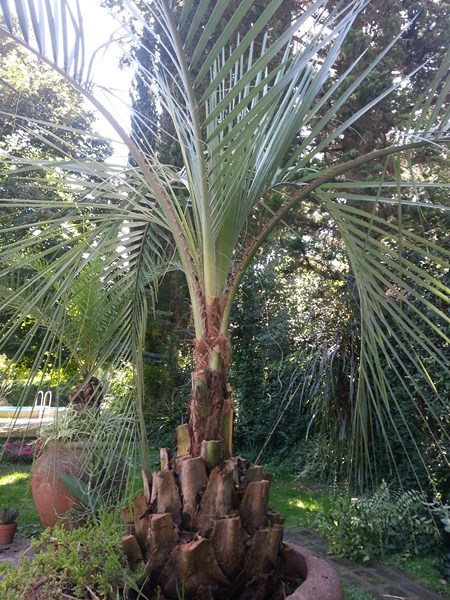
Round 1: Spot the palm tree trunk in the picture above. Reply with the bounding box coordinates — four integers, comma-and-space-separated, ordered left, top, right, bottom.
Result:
189, 339, 230, 456
68, 374, 103, 415
188, 298, 232, 457
123, 456, 286, 599
122, 304, 291, 598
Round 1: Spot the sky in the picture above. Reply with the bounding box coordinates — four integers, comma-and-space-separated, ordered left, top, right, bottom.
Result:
79, 0, 133, 161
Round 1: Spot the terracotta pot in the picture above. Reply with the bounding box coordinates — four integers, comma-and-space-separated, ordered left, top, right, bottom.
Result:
281, 543, 344, 600
31, 442, 88, 528
0, 522, 18, 544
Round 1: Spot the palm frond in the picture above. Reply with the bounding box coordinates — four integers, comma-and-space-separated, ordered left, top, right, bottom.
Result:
0, 0, 449, 485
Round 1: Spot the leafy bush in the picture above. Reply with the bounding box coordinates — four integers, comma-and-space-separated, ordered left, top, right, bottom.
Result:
0, 513, 142, 600
315, 482, 440, 562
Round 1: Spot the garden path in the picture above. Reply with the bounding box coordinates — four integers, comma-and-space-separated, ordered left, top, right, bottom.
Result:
0, 537, 33, 567
286, 527, 448, 599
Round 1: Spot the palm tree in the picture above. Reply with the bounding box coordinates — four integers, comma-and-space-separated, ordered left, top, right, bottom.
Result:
0, 254, 129, 409
1, 0, 449, 596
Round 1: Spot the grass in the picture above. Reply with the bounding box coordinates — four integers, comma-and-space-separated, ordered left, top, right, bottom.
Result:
342, 580, 375, 599
0, 461, 42, 537
385, 554, 450, 597
268, 470, 334, 527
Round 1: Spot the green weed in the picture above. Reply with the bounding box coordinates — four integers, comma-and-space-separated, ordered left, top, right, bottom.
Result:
385, 554, 450, 598
342, 580, 375, 599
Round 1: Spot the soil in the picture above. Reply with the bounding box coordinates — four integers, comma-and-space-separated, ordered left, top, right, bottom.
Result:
0, 537, 33, 567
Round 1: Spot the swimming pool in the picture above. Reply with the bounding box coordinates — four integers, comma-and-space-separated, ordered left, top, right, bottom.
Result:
0, 406, 68, 419
0, 405, 68, 437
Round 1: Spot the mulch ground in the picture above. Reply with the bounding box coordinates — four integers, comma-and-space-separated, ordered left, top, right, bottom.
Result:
0, 537, 33, 567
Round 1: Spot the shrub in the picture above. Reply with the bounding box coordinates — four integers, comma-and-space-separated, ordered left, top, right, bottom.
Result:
0, 512, 143, 600
315, 481, 440, 563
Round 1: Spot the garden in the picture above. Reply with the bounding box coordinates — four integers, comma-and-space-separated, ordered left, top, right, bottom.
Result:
2, 450, 450, 599
0, 0, 450, 599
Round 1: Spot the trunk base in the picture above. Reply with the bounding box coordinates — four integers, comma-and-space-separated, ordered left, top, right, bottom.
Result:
123, 450, 343, 599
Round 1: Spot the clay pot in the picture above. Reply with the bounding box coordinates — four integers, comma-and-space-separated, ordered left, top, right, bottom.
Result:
0, 522, 18, 544
31, 442, 88, 528
281, 543, 344, 600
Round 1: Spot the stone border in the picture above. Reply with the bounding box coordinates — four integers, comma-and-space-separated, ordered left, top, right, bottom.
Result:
281, 542, 344, 600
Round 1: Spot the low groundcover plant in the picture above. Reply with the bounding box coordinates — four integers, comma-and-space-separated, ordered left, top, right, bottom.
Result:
0, 513, 142, 600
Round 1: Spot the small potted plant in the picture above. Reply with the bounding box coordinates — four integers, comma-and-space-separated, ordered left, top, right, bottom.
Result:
0, 507, 19, 544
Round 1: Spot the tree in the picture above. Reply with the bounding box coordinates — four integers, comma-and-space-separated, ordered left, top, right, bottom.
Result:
0, 36, 111, 161
0, 255, 130, 407
0, 34, 111, 256
230, 223, 359, 474
0, 0, 449, 596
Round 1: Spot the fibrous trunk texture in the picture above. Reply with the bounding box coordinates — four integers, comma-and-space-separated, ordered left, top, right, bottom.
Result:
123, 452, 287, 599
188, 336, 231, 457
68, 374, 103, 413
188, 302, 232, 457
123, 321, 295, 597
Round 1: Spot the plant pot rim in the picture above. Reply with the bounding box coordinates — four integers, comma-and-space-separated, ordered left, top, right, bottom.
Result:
281, 542, 344, 600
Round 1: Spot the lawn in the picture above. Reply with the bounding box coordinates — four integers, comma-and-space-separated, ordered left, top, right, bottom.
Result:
268, 470, 334, 528
0, 461, 42, 538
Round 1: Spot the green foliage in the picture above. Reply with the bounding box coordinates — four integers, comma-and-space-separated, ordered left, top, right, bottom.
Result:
231, 231, 358, 478
384, 554, 450, 597
0, 506, 18, 524
0, 513, 143, 600
267, 472, 334, 529
292, 434, 349, 486
140, 275, 193, 446
0, 37, 111, 163
0, 370, 73, 407
342, 581, 375, 600
38, 405, 99, 445
231, 208, 450, 495
33, 404, 133, 523
58, 472, 104, 518
315, 482, 440, 563
0, 0, 449, 490
141, 308, 191, 447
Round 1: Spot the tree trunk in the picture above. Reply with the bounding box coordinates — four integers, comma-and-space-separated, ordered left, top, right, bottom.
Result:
68, 374, 103, 414
188, 298, 232, 457
123, 305, 292, 598
123, 451, 287, 599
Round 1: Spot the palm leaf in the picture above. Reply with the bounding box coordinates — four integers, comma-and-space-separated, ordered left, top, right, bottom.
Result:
0, 0, 449, 485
